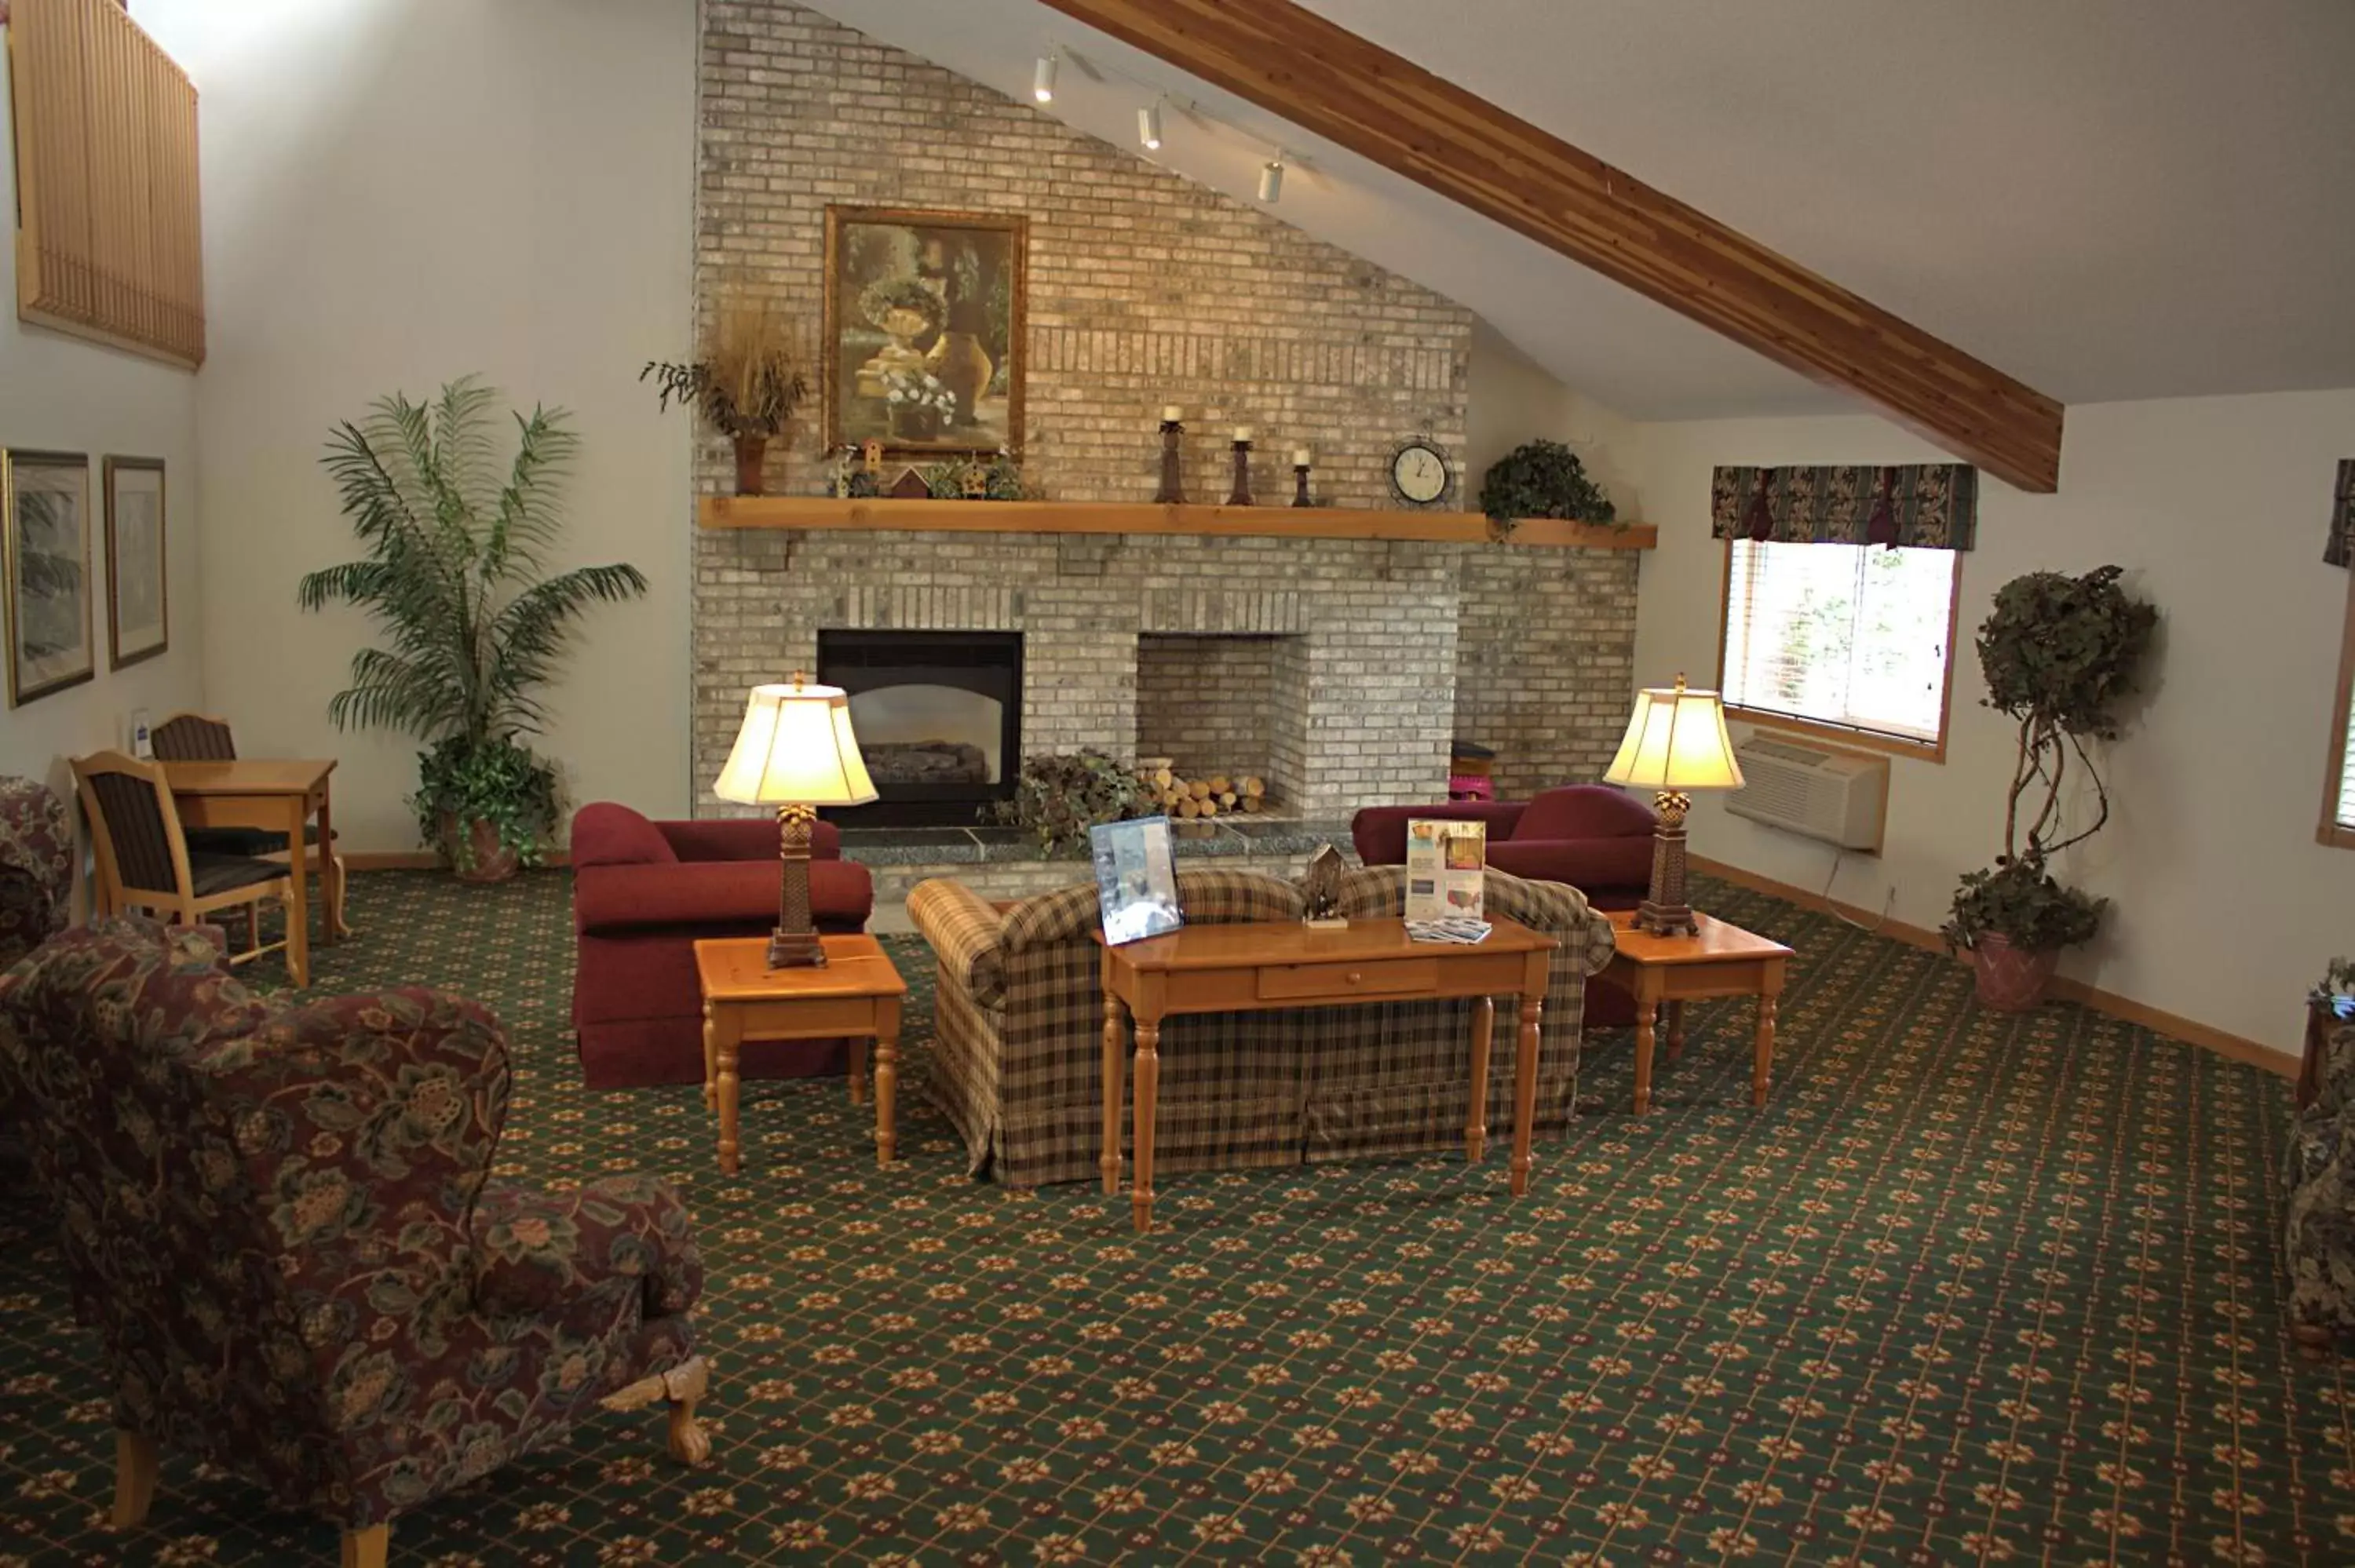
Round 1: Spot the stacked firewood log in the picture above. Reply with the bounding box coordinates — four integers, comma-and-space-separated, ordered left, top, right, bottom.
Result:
1134, 757, 1269, 818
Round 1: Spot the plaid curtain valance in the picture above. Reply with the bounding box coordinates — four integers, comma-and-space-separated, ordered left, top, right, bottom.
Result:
1710, 464, 1978, 551
2330, 459, 2353, 569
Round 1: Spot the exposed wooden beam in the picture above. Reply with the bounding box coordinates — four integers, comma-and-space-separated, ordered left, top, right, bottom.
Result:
1039, 0, 2065, 493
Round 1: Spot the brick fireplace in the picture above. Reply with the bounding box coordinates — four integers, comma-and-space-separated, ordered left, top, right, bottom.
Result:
688, 2, 1641, 823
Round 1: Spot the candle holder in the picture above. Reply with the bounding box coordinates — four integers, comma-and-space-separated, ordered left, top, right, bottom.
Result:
1226, 439, 1254, 507
1291, 461, 1313, 508
1155, 419, 1186, 505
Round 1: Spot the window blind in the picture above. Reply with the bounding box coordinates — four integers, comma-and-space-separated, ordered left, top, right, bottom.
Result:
7, 0, 205, 368
2337, 683, 2355, 830
1721, 538, 1958, 746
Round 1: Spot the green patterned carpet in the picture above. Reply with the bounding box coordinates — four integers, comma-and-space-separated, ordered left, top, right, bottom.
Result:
0, 871, 2335, 1565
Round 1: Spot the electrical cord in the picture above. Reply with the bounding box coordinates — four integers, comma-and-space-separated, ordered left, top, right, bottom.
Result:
1818, 846, 1896, 934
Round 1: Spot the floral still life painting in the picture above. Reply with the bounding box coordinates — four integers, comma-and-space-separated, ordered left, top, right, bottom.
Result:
823, 206, 1026, 456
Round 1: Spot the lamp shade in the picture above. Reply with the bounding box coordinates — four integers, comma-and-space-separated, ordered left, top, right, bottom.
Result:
714, 681, 879, 806
1603, 676, 1746, 792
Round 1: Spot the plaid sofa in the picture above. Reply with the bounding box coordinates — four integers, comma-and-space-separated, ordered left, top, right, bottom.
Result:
908, 864, 1615, 1188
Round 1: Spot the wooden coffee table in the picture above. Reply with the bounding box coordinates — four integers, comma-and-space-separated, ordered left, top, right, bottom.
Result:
1594, 910, 1793, 1114
1097, 917, 1556, 1233
693, 935, 907, 1173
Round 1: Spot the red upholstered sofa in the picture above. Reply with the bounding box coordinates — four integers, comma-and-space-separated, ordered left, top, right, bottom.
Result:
571, 803, 875, 1088
1353, 784, 1657, 1026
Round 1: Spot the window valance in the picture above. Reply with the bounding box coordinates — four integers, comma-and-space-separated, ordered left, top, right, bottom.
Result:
2329, 459, 2353, 569
1710, 464, 1977, 552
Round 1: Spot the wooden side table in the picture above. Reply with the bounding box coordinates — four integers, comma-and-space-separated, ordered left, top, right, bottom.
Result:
1594, 910, 1794, 1114
693, 935, 907, 1173
1098, 917, 1556, 1233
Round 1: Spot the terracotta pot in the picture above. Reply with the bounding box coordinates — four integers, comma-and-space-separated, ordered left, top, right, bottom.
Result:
1971, 933, 2059, 1012
925, 330, 992, 427
439, 811, 520, 885
732, 435, 769, 497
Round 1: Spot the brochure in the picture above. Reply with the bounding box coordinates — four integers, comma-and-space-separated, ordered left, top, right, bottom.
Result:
1090, 815, 1183, 945
1405, 916, 1492, 945
1404, 817, 1486, 921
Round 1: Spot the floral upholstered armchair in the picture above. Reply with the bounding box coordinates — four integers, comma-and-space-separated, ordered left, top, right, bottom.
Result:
0, 774, 71, 968
2289, 977, 2355, 1355
0, 919, 711, 1566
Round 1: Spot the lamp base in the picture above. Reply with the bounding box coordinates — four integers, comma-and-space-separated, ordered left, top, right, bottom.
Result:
766, 801, 827, 970
1634, 789, 1699, 939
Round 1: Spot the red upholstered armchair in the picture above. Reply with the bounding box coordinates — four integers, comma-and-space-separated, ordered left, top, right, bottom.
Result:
1353, 785, 1657, 1026
571, 803, 874, 1088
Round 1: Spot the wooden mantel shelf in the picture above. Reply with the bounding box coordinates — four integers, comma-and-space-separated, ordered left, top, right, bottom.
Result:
697, 496, 1654, 549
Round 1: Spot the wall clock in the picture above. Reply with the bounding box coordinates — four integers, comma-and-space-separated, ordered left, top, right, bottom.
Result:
1389, 438, 1453, 509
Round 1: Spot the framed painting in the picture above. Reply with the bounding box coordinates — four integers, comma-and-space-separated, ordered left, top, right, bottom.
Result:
105, 456, 168, 669
823, 206, 1027, 457
2, 449, 93, 706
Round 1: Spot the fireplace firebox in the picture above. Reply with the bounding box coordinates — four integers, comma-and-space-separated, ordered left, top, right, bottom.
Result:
816, 629, 1023, 826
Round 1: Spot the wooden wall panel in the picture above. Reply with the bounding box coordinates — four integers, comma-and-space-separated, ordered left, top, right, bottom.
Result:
7, 0, 204, 368
1041, 0, 2064, 493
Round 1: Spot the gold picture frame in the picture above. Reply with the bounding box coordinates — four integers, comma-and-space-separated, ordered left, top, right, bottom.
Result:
104, 455, 168, 669
3, 448, 94, 706
822, 206, 1028, 458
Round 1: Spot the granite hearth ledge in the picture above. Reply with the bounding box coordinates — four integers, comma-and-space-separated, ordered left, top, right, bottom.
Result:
698, 497, 1654, 550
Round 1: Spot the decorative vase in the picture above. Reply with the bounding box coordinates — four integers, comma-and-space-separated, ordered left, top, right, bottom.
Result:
925, 330, 992, 428
732, 435, 769, 497
888, 402, 944, 443
439, 811, 520, 885
1971, 934, 2058, 1012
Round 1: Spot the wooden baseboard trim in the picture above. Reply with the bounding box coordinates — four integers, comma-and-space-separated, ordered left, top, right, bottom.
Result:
342, 850, 572, 871
1689, 855, 2298, 1081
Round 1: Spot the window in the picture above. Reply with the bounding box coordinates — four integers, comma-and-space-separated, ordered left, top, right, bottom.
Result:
1718, 538, 1962, 756
2324, 574, 2355, 848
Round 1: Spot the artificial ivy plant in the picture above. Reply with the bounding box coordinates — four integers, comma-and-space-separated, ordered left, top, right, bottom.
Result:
1477, 439, 1618, 536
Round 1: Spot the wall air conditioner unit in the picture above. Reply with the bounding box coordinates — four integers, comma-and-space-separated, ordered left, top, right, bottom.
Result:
1725, 735, 1889, 851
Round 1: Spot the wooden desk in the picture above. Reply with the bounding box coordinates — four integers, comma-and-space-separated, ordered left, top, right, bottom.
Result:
1097, 917, 1556, 1234
1594, 910, 1794, 1114
160, 758, 342, 988
694, 935, 907, 1173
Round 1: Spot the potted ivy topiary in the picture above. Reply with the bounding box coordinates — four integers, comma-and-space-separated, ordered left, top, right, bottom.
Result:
1941, 564, 2157, 1010
1477, 439, 1617, 538
991, 749, 1153, 853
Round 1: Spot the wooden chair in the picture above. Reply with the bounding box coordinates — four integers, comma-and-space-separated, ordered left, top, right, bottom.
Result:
71, 750, 305, 986
149, 711, 349, 939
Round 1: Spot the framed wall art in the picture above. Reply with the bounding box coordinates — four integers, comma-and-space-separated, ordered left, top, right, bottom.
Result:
823, 206, 1027, 457
3, 448, 94, 706
104, 456, 168, 669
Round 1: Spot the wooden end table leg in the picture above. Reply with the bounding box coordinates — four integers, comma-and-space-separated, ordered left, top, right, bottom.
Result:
1510, 994, 1543, 1197
874, 998, 902, 1166
317, 787, 349, 942
848, 1036, 869, 1107
714, 1013, 743, 1176
1101, 993, 1127, 1196
1633, 987, 1657, 1114
284, 798, 312, 987
1131, 1016, 1161, 1234
701, 1001, 717, 1111
1753, 966, 1784, 1107
1665, 1000, 1686, 1062
1465, 996, 1494, 1164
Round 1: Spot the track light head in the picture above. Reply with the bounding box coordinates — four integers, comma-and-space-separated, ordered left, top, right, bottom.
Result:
1258, 156, 1284, 203
1138, 101, 1163, 151
1033, 52, 1057, 103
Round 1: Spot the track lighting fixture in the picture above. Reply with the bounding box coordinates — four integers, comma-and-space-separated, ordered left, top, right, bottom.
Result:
1138, 100, 1163, 151
1033, 52, 1057, 103
1258, 155, 1284, 203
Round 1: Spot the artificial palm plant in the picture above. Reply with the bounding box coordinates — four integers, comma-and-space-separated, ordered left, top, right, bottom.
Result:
300, 376, 648, 880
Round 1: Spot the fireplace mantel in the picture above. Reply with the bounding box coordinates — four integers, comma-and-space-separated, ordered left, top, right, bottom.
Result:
697, 497, 1654, 550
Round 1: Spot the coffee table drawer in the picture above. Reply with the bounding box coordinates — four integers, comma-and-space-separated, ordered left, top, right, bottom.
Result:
1258, 958, 1440, 1002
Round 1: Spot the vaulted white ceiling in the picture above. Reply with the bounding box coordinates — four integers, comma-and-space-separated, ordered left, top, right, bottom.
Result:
797, 0, 2355, 422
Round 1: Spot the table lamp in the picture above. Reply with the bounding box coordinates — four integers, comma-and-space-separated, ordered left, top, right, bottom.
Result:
1603, 673, 1746, 937
714, 675, 878, 968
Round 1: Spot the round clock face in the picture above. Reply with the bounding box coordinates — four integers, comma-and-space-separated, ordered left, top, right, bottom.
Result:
1391, 442, 1450, 505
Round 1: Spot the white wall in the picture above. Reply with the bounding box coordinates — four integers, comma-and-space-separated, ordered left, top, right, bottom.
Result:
0, 52, 204, 831
1464, 319, 1643, 516
1632, 389, 2355, 1051
135, 0, 698, 851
